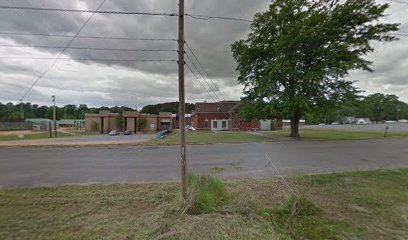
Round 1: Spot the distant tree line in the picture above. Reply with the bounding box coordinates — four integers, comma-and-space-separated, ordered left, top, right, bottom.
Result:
0, 102, 135, 121
239, 93, 408, 125
0, 101, 196, 121
140, 102, 195, 115
305, 93, 408, 124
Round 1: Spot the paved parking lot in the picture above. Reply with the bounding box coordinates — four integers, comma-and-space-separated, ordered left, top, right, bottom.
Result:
0, 138, 407, 187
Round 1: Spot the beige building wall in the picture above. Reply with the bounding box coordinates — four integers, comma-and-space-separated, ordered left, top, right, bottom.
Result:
85, 116, 101, 132
143, 116, 158, 133
85, 112, 119, 133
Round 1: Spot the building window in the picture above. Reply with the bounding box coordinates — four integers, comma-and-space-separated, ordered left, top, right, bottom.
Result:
217, 107, 220, 112
222, 121, 226, 128
204, 120, 209, 128
213, 121, 218, 128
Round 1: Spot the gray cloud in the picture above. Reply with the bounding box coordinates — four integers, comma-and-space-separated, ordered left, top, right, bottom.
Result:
0, 0, 407, 107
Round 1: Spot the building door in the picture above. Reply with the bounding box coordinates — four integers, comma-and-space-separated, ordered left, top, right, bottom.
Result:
100, 117, 104, 133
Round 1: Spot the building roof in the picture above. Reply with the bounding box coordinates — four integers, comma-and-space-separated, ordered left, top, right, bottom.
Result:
195, 101, 240, 113
25, 118, 51, 123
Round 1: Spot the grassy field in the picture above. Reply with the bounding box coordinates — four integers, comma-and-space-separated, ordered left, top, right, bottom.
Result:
146, 131, 273, 145
0, 131, 72, 141
262, 128, 408, 140
1, 169, 407, 239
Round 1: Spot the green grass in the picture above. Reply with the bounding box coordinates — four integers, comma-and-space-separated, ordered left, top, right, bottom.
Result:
186, 172, 232, 214
1, 169, 407, 239
0, 132, 72, 141
262, 128, 408, 140
146, 131, 273, 145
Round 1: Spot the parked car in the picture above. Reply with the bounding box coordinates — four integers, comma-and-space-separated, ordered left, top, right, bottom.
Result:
185, 125, 196, 131
109, 130, 118, 136
124, 130, 132, 135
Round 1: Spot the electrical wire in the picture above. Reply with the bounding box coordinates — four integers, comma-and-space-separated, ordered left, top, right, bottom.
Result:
184, 42, 242, 128
185, 53, 222, 100
0, 5, 177, 16
185, 41, 224, 99
0, 31, 177, 41
0, 44, 176, 52
0, 6, 252, 22
185, 61, 242, 130
0, 57, 177, 62
18, 0, 107, 102
185, 13, 252, 23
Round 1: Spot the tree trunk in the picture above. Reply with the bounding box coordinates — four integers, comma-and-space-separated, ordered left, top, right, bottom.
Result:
290, 111, 300, 138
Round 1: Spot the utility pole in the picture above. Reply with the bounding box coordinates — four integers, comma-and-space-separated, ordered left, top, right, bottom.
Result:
397, 103, 400, 121
20, 101, 24, 120
52, 95, 57, 138
178, 0, 187, 208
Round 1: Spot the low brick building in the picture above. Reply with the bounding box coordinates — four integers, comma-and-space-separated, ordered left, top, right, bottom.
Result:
171, 114, 192, 129
85, 111, 119, 133
85, 111, 173, 133
191, 101, 260, 131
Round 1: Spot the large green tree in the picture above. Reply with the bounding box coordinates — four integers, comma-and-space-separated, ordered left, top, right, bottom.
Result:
232, 0, 399, 137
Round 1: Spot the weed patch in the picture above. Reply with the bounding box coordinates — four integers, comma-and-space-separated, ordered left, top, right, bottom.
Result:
186, 172, 232, 214
257, 195, 347, 239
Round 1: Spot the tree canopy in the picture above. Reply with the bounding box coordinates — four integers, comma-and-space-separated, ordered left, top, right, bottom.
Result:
232, 0, 399, 137
141, 102, 195, 115
0, 102, 135, 121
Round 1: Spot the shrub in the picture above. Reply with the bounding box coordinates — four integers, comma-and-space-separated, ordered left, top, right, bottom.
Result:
186, 172, 230, 214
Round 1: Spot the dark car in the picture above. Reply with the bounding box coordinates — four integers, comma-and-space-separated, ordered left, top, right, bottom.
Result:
124, 130, 132, 135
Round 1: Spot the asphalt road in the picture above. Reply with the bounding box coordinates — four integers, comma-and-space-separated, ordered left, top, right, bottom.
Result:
0, 139, 407, 187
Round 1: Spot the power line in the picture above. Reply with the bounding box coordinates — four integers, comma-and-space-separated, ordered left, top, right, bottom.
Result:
185, 61, 242, 130
19, 0, 107, 102
0, 57, 177, 62
0, 5, 177, 16
0, 6, 253, 22
0, 31, 177, 41
185, 53, 221, 100
0, 44, 177, 52
185, 41, 224, 99
185, 13, 252, 23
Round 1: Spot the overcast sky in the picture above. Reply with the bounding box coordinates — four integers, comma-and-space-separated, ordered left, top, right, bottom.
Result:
0, 0, 406, 109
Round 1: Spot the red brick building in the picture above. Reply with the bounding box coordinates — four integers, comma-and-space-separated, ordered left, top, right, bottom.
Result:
191, 101, 260, 131
171, 114, 192, 129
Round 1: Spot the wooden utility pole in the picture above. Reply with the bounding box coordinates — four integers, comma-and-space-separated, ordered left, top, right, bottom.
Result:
397, 103, 400, 121
52, 95, 57, 138
20, 102, 24, 120
178, 0, 187, 207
